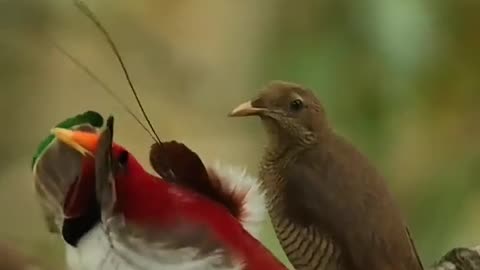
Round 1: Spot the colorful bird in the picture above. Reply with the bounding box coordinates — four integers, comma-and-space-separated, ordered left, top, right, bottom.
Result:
31, 111, 104, 235
229, 81, 424, 270
32, 112, 288, 270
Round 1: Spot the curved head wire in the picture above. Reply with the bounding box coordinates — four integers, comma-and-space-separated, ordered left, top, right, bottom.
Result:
72, 0, 162, 145
50, 40, 158, 143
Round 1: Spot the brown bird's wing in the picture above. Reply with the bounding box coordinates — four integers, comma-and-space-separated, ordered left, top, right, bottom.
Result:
283, 146, 424, 270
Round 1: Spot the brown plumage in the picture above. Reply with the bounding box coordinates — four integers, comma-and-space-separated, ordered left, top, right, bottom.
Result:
229, 81, 424, 270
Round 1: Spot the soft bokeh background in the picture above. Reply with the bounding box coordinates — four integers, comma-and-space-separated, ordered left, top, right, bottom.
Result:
1, 0, 479, 269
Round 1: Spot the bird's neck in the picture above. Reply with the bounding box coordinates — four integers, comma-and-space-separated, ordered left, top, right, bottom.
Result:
262, 118, 326, 157
260, 127, 330, 212
260, 145, 300, 209
263, 132, 324, 169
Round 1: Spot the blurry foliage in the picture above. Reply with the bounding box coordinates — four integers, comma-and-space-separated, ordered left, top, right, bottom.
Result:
0, 0, 479, 269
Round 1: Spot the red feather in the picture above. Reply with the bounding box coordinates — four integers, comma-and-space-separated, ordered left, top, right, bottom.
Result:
112, 145, 287, 270
149, 142, 243, 219
63, 157, 95, 218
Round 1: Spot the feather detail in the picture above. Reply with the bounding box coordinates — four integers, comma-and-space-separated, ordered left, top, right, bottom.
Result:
206, 161, 266, 238
66, 224, 246, 270
149, 143, 266, 237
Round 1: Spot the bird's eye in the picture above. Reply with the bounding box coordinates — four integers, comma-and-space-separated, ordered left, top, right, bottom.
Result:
289, 99, 304, 112
118, 150, 129, 166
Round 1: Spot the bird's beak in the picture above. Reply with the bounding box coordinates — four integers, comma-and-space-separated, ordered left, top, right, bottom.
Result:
51, 128, 100, 156
228, 100, 266, 117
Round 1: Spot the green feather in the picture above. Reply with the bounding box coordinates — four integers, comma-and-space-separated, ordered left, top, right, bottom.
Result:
31, 111, 104, 170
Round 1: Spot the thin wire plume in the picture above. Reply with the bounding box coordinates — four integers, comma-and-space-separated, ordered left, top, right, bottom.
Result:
50, 39, 157, 143
73, 0, 163, 145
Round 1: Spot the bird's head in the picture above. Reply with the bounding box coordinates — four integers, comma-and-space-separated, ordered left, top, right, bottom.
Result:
31, 111, 103, 232
229, 81, 328, 147
50, 124, 143, 220
51, 127, 142, 181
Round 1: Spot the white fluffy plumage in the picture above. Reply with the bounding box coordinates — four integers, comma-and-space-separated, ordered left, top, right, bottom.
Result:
207, 161, 266, 239
66, 224, 245, 270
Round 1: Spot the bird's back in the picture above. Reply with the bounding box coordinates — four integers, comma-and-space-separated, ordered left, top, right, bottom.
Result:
322, 134, 424, 270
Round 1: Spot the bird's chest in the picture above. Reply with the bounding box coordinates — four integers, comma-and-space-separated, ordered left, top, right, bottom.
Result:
259, 164, 345, 270
268, 207, 344, 270
259, 154, 287, 205
65, 224, 130, 270
65, 224, 239, 270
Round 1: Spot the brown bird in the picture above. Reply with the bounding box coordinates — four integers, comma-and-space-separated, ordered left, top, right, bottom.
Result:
229, 81, 424, 270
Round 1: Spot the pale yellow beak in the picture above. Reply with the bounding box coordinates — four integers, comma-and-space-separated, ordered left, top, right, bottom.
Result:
51, 128, 100, 156
228, 100, 266, 117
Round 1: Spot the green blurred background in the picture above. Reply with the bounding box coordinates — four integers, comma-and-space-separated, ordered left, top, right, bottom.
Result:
0, 0, 479, 269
